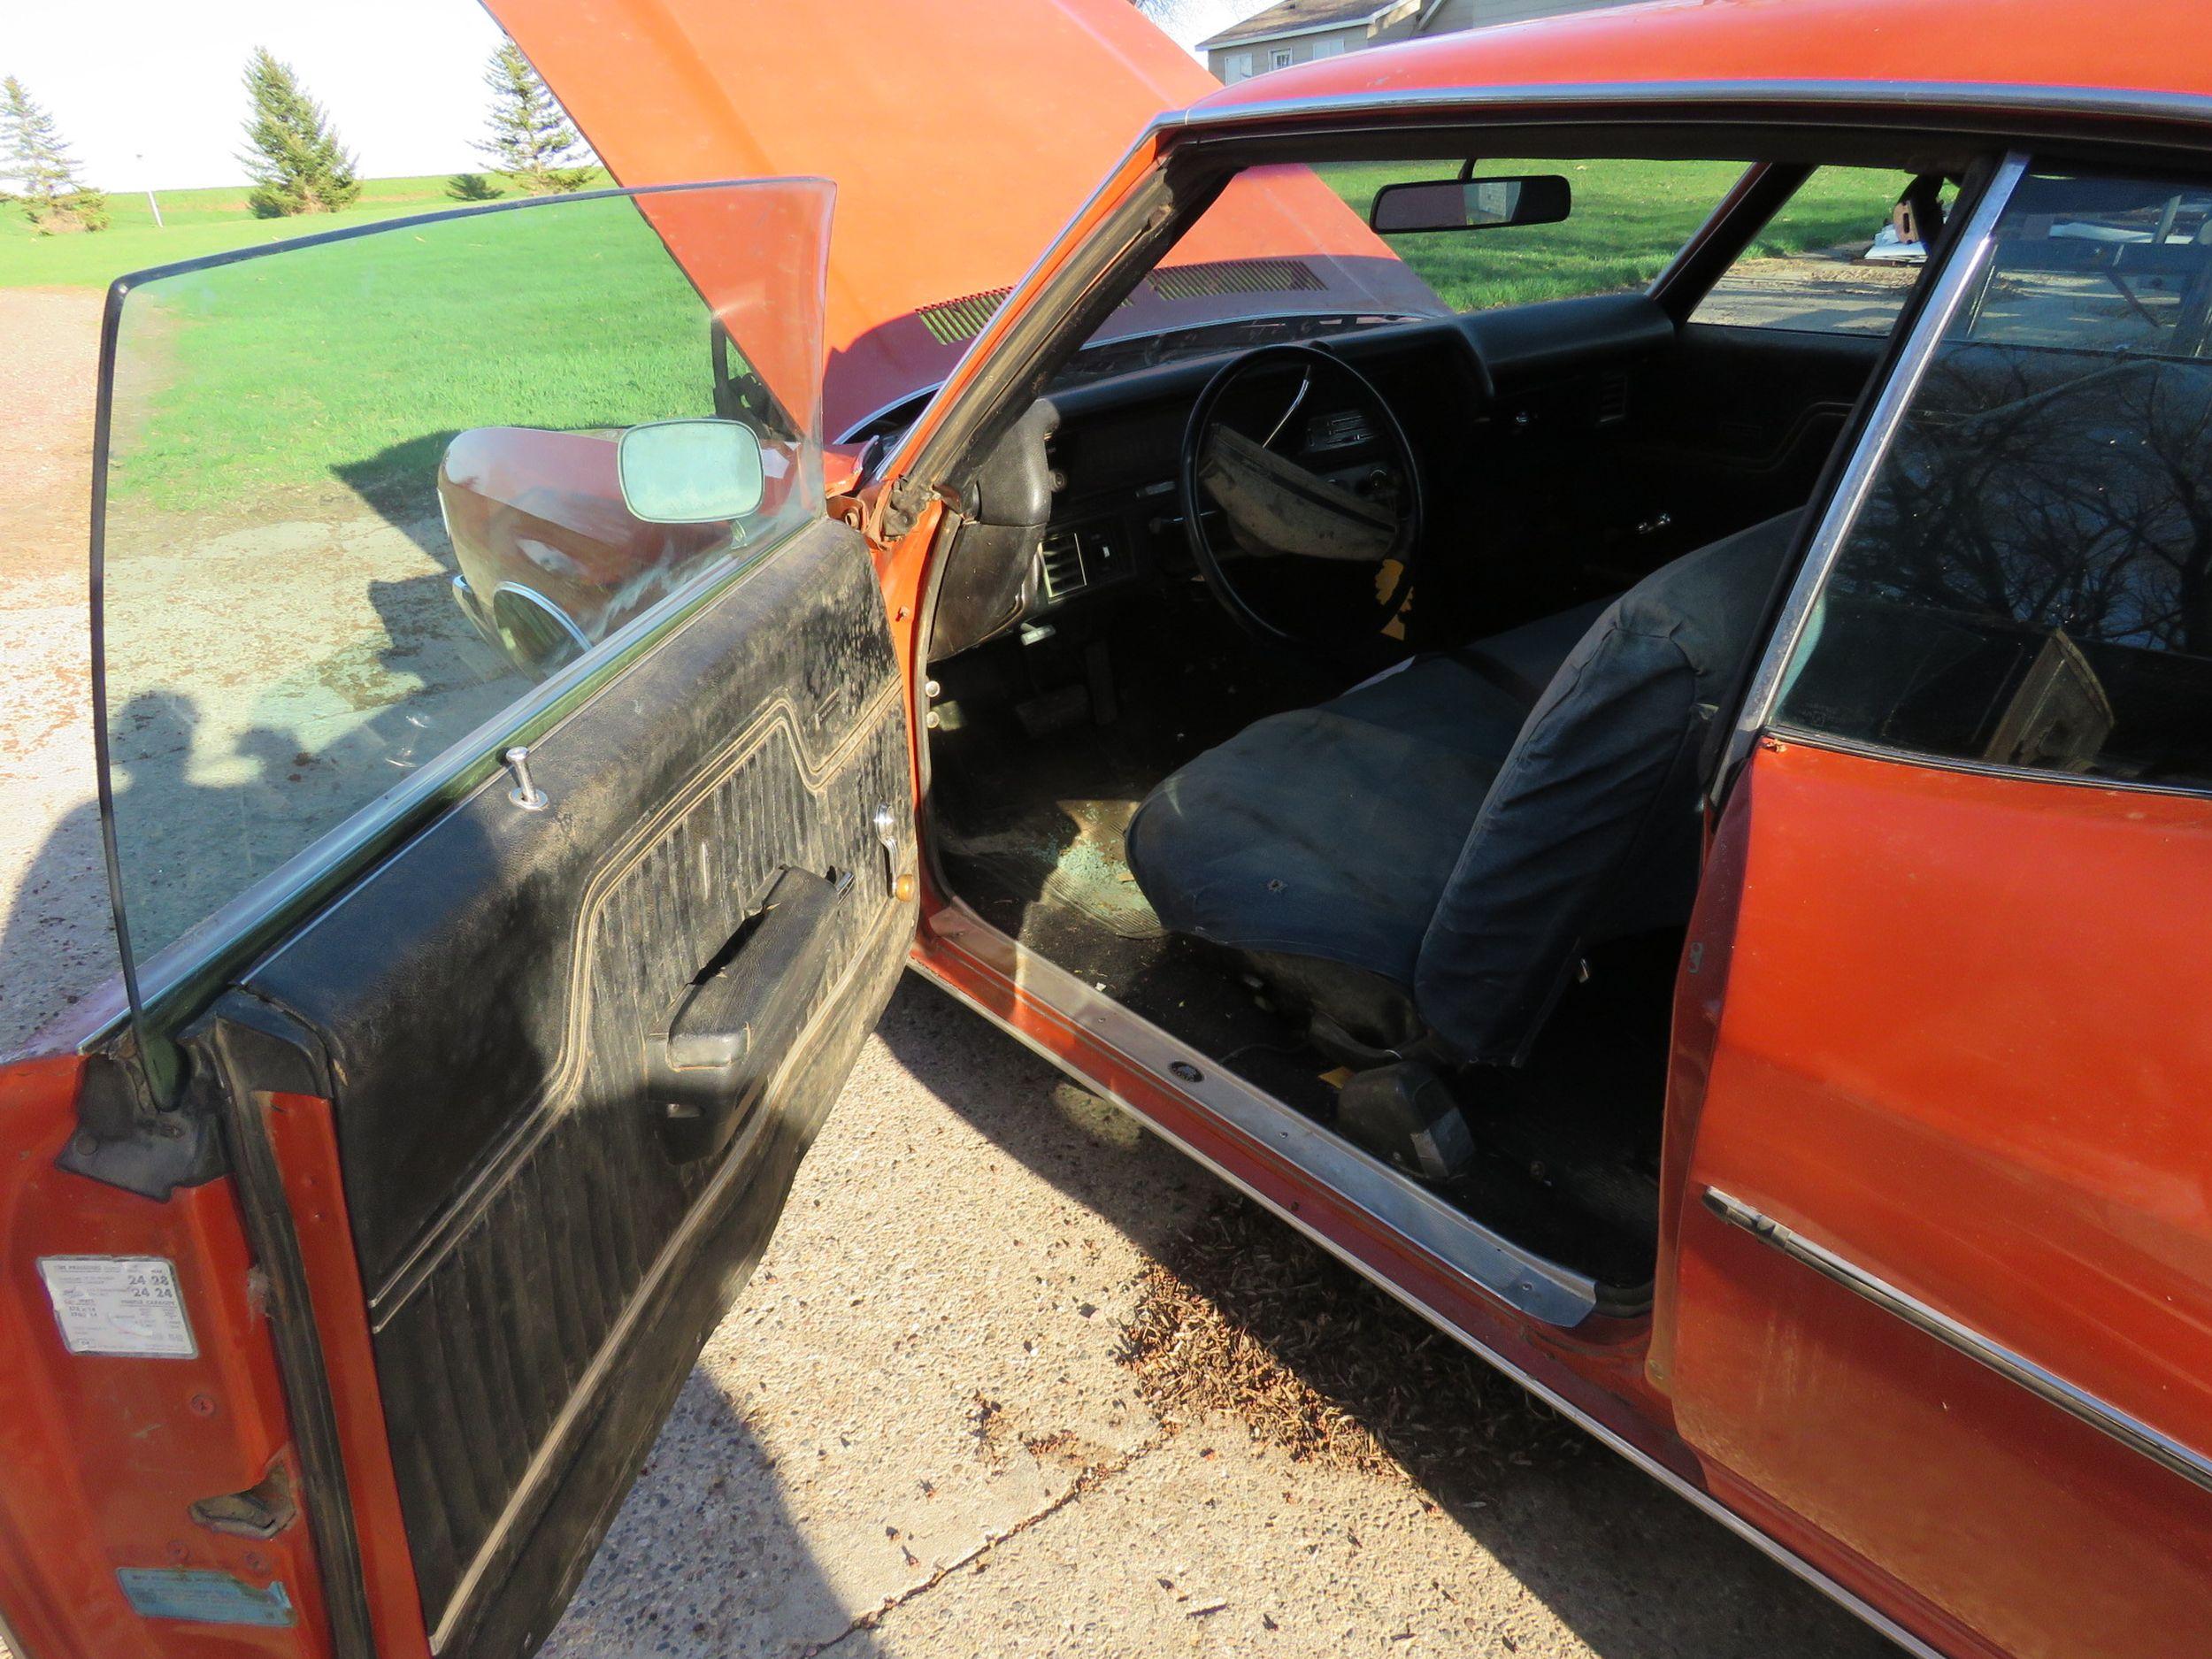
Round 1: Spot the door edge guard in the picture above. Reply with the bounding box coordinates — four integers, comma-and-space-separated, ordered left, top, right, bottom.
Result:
1702, 1187, 2212, 1496
910, 921, 1946, 1659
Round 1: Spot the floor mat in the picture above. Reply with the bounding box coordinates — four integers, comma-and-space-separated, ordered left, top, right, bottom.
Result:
938, 794, 1164, 941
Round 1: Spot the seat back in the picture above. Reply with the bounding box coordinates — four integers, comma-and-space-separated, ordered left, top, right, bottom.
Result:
1414, 512, 1801, 1064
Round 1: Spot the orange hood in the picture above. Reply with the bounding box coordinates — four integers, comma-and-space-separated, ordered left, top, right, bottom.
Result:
486, 0, 1444, 439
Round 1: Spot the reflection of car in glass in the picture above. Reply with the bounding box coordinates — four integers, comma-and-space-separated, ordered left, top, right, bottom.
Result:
9, 4, 2212, 1659
438, 425, 733, 672
442, 321, 809, 673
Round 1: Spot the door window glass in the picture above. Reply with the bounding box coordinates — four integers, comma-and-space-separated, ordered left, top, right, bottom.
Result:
1777, 169, 2212, 791
1694, 166, 1937, 335
97, 181, 833, 973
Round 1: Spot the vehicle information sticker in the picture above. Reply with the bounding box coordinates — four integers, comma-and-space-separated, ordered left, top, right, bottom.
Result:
37, 1256, 197, 1358
117, 1568, 296, 1626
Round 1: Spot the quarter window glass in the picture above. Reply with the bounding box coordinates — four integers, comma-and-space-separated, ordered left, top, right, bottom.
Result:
1778, 170, 2212, 790
98, 182, 831, 970
1696, 167, 1934, 335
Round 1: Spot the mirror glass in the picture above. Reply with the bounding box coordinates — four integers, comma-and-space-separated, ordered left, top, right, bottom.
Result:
618, 419, 766, 523
1369, 174, 1573, 234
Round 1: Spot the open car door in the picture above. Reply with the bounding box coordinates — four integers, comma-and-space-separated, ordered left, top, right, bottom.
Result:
0, 183, 914, 1659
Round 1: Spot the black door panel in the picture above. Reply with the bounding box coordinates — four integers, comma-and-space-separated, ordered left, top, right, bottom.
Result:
237, 519, 911, 1655
1619, 321, 1885, 553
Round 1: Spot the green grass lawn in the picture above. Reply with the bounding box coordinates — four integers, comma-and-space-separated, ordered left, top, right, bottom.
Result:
0, 170, 611, 290
105, 189, 706, 515
1318, 157, 1903, 310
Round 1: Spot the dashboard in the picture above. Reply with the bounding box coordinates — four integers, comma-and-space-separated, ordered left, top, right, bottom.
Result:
929, 293, 1680, 662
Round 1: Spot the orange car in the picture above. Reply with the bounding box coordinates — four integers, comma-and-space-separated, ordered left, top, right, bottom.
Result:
6, 2, 2212, 1656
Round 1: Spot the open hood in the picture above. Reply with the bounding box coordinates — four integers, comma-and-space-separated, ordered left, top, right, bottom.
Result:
487, 0, 1445, 440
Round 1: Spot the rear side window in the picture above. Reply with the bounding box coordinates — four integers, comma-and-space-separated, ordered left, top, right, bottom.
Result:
96, 182, 833, 973
1695, 166, 1934, 336
1777, 169, 2212, 792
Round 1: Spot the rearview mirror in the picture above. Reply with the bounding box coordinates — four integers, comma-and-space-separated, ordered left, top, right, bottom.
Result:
1369, 174, 1572, 234
618, 418, 765, 523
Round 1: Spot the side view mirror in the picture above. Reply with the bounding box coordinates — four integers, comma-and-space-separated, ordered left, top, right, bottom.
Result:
1369, 174, 1572, 235
617, 418, 765, 523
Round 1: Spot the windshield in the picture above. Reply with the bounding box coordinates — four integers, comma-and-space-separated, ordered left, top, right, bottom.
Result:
1065, 164, 1451, 370
1064, 157, 1926, 382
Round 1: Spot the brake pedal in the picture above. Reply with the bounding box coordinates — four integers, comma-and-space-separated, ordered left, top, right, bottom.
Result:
1334, 1062, 1474, 1182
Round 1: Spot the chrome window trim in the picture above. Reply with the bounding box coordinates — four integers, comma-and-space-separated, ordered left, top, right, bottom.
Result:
1721, 150, 2032, 781
920, 900, 1605, 1328
1704, 1189, 2212, 1497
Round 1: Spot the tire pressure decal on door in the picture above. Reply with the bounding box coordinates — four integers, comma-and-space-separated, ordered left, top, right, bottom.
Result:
37, 1256, 197, 1358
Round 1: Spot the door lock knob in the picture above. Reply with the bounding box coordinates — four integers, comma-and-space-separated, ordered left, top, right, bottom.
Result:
504, 746, 549, 811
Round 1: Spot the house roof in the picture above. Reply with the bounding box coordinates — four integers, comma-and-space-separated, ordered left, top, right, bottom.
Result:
1197, 0, 1402, 52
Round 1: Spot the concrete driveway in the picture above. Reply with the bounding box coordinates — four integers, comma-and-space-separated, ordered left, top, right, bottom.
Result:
0, 287, 1898, 1658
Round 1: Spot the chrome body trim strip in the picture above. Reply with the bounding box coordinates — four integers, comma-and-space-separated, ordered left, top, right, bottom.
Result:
1722, 150, 2031, 782
1768, 724, 2212, 805
908, 933, 1945, 1659
922, 902, 1600, 1328
1168, 79, 2212, 135
1704, 1188, 2212, 1497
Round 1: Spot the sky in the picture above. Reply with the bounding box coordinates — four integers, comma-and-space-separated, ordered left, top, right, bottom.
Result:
3, 0, 1256, 195
4, 2, 511, 190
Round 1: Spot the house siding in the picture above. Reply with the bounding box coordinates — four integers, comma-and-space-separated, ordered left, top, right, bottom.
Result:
1427, 0, 1625, 30
1207, 0, 1631, 82
1209, 22, 1371, 82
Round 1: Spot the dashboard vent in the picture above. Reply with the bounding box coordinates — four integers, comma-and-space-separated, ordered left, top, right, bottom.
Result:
918, 287, 1011, 345
1038, 527, 1089, 600
1597, 373, 1631, 426
1146, 257, 1325, 303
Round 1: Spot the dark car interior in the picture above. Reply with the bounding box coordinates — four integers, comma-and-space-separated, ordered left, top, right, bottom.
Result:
912, 152, 1947, 1303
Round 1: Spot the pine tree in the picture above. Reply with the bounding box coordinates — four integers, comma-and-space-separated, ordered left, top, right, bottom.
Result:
1, 76, 108, 234
238, 49, 360, 218
475, 42, 595, 196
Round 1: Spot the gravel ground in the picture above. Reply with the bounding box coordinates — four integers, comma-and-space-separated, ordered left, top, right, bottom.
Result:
0, 286, 1899, 1657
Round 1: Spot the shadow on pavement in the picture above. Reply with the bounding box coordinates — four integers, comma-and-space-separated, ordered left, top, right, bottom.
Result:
541, 1374, 856, 1659
873, 975, 1901, 1659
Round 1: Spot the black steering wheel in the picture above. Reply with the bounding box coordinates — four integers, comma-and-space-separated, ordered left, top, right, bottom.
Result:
1178, 342, 1425, 657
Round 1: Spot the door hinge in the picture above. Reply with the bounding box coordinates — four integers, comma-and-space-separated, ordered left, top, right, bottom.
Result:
831, 472, 945, 547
